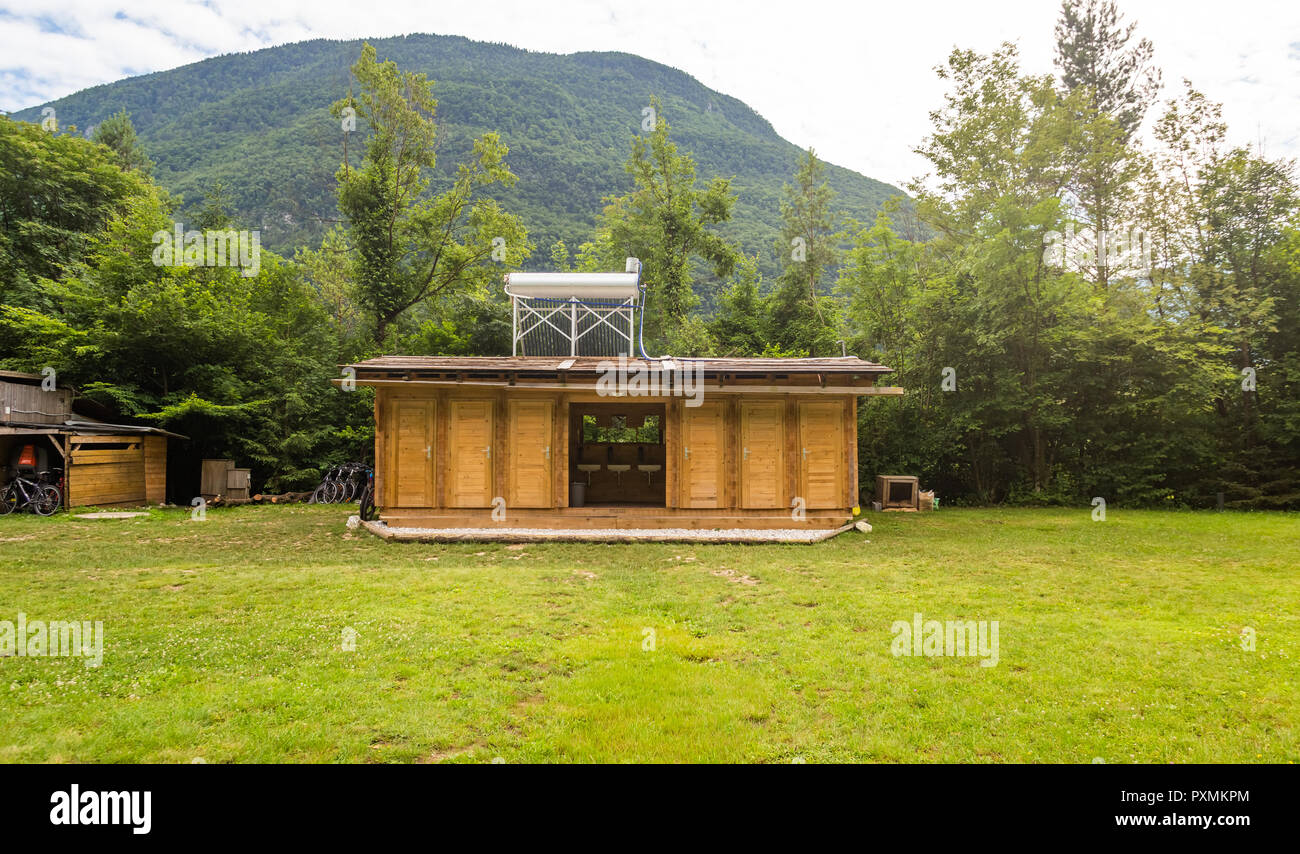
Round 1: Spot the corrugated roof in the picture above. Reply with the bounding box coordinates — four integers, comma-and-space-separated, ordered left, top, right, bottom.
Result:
347, 355, 892, 374
0, 419, 188, 439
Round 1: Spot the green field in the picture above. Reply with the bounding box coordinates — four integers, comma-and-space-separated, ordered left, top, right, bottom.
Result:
0, 506, 1295, 763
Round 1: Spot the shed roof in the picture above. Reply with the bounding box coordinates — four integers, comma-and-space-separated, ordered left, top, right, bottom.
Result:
347, 355, 893, 375
0, 419, 187, 439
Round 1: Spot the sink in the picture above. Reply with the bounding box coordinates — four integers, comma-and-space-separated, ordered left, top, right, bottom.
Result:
637, 464, 661, 485
606, 464, 631, 487
636, 465, 661, 472
577, 464, 600, 485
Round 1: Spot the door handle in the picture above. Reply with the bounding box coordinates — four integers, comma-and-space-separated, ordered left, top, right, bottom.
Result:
425, 445, 432, 460
484, 446, 491, 459
802, 447, 807, 459
684, 447, 690, 460
743, 446, 750, 460
544, 445, 550, 460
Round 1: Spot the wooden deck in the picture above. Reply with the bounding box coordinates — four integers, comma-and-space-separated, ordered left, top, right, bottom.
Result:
363, 519, 856, 544
380, 506, 852, 530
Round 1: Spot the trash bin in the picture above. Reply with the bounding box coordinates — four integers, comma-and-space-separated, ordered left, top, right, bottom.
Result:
570, 481, 586, 508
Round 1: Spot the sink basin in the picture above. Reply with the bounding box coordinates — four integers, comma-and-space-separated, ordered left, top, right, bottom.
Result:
606, 465, 631, 472
636, 465, 661, 472
577, 464, 601, 472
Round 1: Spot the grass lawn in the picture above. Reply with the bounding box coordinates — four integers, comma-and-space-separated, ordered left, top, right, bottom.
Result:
0, 505, 1295, 763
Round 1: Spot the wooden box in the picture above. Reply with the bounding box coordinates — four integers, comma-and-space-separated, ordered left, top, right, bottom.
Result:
876, 475, 919, 510
226, 467, 251, 500
201, 459, 234, 498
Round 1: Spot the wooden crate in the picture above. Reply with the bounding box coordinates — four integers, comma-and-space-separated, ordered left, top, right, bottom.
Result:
876, 475, 919, 510
201, 459, 233, 498
226, 467, 251, 500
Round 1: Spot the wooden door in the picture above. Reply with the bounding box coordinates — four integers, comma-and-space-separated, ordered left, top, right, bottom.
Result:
798, 400, 845, 509
679, 400, 725, 508
448, 399, 495, 507
390, 398, 435, 507
739, 400, 784, 508
507, 399, 554, 508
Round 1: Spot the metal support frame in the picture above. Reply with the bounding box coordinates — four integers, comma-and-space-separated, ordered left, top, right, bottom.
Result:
511, 294, 637, 357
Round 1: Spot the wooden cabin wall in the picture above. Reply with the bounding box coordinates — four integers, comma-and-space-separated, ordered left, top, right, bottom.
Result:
0, 380, 72, 426
372, 386, 861, 526
67, 434, 147, 507
144, 436, 167, 504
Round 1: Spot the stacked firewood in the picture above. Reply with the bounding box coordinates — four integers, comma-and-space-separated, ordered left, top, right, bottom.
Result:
206, 491, 314, 507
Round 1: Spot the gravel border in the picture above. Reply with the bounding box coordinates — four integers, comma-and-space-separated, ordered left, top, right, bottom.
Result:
359, 519, 854, 544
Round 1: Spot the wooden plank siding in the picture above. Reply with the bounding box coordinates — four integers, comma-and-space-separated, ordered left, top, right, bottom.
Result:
369, 386, 866, 529
797, 400, 847, 510
68, 435, 146, 507
447, 399, 495, 507
144, 436, 167, 504
506, 398, 554, 508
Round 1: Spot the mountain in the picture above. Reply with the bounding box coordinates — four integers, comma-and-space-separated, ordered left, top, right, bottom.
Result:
12, 33, 904, 274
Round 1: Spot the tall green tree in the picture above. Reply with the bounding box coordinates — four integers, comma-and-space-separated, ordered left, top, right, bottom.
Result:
91, 109, 154, 177
1054, 0, 1160, 139
768, 148, 842, 355
596, 96, 738, 348
0, 116, 156, 304
1054, 0, 1156, 287
332, 43, 530, 346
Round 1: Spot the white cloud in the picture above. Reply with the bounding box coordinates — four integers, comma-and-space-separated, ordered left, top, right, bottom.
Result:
2, 0, 1297, 186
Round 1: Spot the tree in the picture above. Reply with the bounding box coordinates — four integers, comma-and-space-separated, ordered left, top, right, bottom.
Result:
92, 109, 154, 177
331, 43, 530, 346
0, 116, 156, 304
597, 96, 738, 347
1054, 0, 1160, 140
1054, 0, 1157, 287
768, 148, 842, 354
707, 254, 768, 356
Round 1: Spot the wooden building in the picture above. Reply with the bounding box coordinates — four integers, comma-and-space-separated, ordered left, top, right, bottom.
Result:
346, 355, 903, 530
0, 371, 181, 508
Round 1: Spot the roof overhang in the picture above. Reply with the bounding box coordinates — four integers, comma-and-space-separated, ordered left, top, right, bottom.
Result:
337, 355, 904, 396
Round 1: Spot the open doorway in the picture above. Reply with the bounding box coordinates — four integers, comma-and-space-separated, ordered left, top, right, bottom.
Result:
569, 403, 665, 507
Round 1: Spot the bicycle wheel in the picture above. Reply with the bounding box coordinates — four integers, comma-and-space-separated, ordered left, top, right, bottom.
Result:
0, 484, 17, 515
358, 483, 376, 522
324, 480, 344, 504
32, 484, 62, 516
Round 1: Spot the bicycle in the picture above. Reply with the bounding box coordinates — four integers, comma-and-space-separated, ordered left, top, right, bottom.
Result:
310, 463, 372, 505
0, 470, 63, 516
358, 469, 377, 522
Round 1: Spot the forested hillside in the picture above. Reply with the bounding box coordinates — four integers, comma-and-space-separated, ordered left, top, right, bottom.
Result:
11, 33, 900, 270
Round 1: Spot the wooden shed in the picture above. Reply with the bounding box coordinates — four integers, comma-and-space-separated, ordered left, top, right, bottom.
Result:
0, 372, 182, 509
344, 356, 903, 530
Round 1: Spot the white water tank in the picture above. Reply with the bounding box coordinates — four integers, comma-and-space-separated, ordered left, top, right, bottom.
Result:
504, 258, 641, 300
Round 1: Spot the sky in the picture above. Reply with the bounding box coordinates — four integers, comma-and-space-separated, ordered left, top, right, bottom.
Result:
1, 0, 1297, 187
